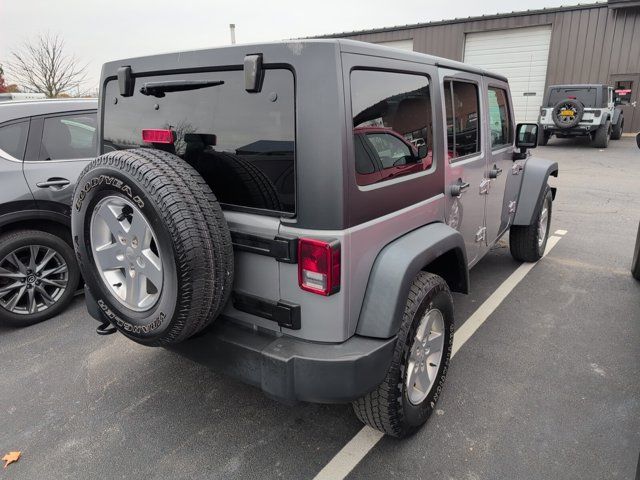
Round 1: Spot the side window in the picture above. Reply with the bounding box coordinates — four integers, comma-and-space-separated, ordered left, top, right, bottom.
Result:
487, 87, 512, 148
351, 70, 432, 185
37, 113, 96, 161
365, 132, 413, 169
0, 121, 29, 160
444, 80, 481, 159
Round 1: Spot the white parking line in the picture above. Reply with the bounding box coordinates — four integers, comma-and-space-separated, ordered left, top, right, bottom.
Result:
313, 234, 565, 480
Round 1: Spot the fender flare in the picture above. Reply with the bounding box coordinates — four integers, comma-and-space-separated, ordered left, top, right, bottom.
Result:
355, 222, 468, 339
513, 156, 558, 226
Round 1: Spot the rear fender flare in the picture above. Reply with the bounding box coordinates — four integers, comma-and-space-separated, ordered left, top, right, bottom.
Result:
513, 157, 558, 226
612, 108, 622, 126
355, 222, 468, 339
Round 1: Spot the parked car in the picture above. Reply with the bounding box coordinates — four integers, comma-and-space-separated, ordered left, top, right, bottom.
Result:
538, 84, 624, 148
73, 40, 557, 437
0, 99, 97, 326
632, 132, 640, 281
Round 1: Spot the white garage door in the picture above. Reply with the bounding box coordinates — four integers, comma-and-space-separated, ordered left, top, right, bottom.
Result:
375, 39, 414, 51
464, 25, 552, 123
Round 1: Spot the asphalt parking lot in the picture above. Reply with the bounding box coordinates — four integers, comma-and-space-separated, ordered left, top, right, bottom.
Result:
1, 137, 639, 479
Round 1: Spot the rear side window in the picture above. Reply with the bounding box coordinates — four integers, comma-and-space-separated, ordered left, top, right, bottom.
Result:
444, 80, 481, 159
351, 70, 433, 186
38, 113, 97, 160
103, 69, 295, 214
487, 87, 512, 148
0, 121, 29, 160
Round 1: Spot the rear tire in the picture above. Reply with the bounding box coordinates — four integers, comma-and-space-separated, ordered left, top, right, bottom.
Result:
352, 272, 453, 438
0, 230, 80, 327
592, 121, 611, 148
510, 185, 552, 262
538, 127, 550, 146
72, 149, 234, 346
611, 117, 624, 140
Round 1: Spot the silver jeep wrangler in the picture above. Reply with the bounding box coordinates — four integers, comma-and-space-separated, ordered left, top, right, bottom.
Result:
538, 84, 624, 148
73, 40, 557, 437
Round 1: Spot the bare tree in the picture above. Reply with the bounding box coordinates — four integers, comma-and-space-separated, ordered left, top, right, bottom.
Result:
5, 33, 87, 98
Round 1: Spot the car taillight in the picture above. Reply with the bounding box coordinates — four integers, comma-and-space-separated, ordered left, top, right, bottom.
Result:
298, 238, 340, 296
142, 129, 175, 144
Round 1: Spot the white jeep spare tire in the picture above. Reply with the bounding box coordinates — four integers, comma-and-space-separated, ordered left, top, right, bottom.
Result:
72, 149, 234, 346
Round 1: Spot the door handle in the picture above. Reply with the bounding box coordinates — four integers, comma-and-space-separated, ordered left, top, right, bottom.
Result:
450, 180, 470, 197
489, 165, 503, 179
36, 178, 70, 188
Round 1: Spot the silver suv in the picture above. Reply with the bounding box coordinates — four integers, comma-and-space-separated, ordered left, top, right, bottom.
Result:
538, 84, 624, 148
73, 40, 558, 437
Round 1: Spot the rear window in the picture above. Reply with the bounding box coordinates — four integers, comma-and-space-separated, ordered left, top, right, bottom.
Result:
103, 69, 295, 214
547, 87, 597, 106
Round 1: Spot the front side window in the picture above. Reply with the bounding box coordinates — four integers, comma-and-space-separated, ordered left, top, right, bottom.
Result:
38, 113, 97, 160
487, 87, 512, 148
103, 69, 295, 214
351, 70, 433, 185
0, 121, 29, 160
444, 80, 481, 159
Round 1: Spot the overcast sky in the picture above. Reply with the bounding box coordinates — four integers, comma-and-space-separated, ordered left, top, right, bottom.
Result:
1, 0, 585, 91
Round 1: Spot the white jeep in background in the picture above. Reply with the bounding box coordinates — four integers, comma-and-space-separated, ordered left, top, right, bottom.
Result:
538, 84, 624, 148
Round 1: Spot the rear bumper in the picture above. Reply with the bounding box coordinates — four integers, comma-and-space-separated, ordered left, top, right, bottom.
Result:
84, 287, 396, 404
540, 124, 600, 136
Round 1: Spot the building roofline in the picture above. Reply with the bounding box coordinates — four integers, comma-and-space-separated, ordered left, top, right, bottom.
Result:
313, 2, 607, 39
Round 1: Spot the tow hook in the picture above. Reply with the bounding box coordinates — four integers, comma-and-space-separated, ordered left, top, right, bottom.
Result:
96, 318, 118, 336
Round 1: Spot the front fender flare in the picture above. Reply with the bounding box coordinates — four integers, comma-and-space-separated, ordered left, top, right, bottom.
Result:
513, 157, 558, 226
355, 222, 468, 339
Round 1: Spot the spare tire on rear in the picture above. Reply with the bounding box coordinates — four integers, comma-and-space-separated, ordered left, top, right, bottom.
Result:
552, 99, 584, 129
72, 148, 234, 346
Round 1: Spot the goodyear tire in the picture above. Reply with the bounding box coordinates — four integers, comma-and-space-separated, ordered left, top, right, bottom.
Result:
352, 272, 454, 438
72, 149, 233, 346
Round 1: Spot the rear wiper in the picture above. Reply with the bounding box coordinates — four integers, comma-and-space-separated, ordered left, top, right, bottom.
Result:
139, 80, 224, 97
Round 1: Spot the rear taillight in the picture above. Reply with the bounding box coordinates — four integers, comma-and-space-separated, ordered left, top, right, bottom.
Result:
142, 129, 175, 144
298, 238, 340, 296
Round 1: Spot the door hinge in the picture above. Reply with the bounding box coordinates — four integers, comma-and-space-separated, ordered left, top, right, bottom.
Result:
508, 200, 517, 214
512, 162, 524, 175
475, 226, 487, 243
479, 178, 491, 195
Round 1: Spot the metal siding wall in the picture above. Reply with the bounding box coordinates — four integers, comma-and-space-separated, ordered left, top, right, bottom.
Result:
342, 6, 640, 86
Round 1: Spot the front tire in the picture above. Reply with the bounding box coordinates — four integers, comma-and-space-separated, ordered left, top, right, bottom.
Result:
510, 185, 552, 262
352, 272, 454, 438
0, 230, 80, 327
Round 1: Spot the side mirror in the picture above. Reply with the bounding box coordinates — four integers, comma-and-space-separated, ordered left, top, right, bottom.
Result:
636, 132, 640, 149
515, 123, 539, 149
417, 144, 428, 159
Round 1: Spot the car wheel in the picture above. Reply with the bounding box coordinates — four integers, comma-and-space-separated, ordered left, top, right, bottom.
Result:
509, 185, 552, 262
72, 148, 234, 346
611, 117, 624, 140
592, 121, 611, 148
352, 272, 453, 438
0, 230, 80, 327
538, 129, 550, 146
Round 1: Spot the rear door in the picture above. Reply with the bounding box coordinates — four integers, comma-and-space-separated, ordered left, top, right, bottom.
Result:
484, 81, 515, 242
23, 111, 97, 218
0, 119, 37, 218
441, 70, 487, 265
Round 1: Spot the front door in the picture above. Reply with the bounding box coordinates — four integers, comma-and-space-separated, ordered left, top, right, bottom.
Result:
610, 74, 640, 133
484, 81, 516, 243
441, 70, 487, 266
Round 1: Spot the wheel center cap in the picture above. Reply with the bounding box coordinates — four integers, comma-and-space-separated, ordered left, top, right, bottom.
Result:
26, 274, 36, 284
125, 246, 137, 262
